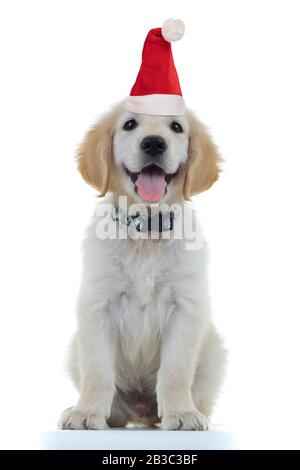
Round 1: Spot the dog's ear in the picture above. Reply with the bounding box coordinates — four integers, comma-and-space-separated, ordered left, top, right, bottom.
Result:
76, 111, 115, 196
183, 112, 222, 199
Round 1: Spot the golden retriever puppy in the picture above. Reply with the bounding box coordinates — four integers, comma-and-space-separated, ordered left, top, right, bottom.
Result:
59, 101, 226, 431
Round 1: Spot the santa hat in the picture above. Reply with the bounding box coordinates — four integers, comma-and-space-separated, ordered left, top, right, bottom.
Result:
125, 19, 185, 116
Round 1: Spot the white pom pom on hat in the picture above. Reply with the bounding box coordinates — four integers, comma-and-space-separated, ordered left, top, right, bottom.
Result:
162, 18, 185, 42
125, 18, 186, 116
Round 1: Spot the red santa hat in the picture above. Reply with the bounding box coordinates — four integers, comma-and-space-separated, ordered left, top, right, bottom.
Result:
125, 19, 185, 116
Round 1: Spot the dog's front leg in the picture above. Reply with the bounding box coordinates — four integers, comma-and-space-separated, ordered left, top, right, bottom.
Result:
157, 307, 209, 431
60, 300, 115, 430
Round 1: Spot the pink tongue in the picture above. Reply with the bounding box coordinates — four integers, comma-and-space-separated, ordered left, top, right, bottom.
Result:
136, 170, 167, 202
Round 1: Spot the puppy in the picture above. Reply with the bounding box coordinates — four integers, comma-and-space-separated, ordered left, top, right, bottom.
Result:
59, 102, 226, 430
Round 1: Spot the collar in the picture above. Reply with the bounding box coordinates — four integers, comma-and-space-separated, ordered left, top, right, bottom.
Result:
111, 203, 176, 233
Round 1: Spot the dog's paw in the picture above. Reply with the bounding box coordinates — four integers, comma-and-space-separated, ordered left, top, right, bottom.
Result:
161, 410, 209, 431
59, 406, 108, 430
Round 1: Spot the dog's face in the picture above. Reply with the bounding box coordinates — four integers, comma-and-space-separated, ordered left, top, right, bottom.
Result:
77, 102, 221, 203
113, 112, 189, 203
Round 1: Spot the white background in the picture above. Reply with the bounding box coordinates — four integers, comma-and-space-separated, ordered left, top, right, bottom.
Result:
0, 0, 300, 449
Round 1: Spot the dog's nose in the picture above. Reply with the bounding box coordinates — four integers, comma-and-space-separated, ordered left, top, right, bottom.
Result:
140, 135, 167, 156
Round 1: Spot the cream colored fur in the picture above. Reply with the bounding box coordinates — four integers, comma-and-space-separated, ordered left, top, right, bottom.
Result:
59, 102, 226, 430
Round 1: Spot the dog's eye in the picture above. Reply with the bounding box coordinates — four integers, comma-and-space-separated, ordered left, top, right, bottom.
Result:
123, 119, 138, 131
170, 121, 183, 133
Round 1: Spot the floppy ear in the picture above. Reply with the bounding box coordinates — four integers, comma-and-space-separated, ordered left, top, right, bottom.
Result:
76, 111, 115, 196
183, 112, 222, 199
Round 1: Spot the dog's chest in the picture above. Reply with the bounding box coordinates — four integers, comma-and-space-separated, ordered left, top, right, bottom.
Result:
126, 254, 160, 305
121, 240, 175, 305
109, 240, 177, 363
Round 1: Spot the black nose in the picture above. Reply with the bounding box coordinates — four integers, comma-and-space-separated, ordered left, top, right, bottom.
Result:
140, 135, 167, 156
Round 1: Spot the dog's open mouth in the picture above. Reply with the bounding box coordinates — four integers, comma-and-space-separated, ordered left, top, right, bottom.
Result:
125, 164, 177, 202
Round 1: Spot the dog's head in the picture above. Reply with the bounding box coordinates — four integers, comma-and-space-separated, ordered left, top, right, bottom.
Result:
77, 102, 221, 203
